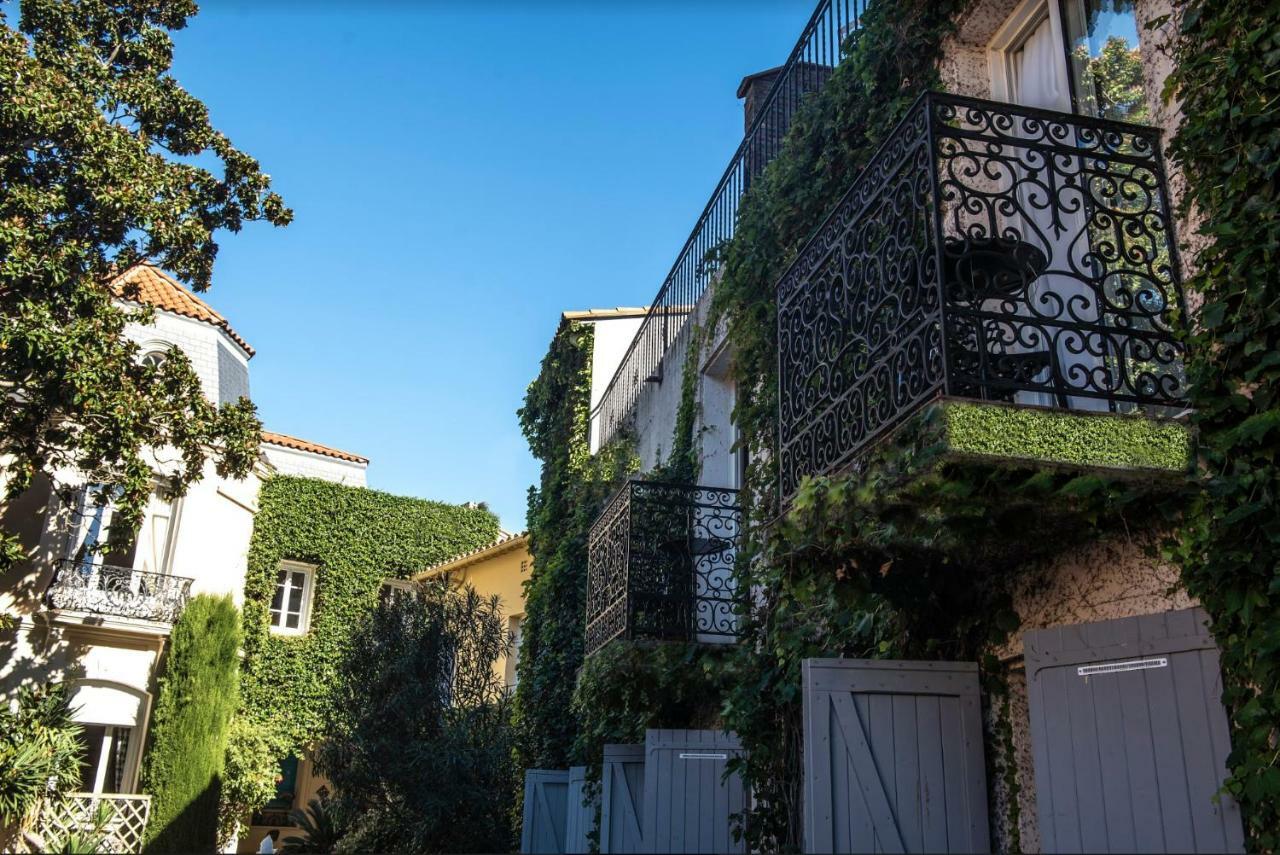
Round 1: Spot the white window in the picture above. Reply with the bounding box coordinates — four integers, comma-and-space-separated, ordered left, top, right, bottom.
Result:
379, 578, 419, 608
270, 562, 315, 635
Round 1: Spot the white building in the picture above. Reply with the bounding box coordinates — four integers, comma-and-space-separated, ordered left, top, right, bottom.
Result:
0, 264, 366, 843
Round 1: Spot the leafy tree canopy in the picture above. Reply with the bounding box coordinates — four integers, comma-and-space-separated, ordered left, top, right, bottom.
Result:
0, 0, 291, 565
316, 578, 516, 854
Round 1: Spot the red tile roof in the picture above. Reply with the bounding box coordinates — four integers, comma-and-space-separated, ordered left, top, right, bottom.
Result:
261, 431, 369, 464
111, 264, 254, 356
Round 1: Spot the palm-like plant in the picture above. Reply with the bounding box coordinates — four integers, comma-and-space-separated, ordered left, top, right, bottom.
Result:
280, 795, 347, 854
0, 684, 84, 829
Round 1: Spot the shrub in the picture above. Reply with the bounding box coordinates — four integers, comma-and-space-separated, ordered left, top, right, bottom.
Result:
0, 683, 83, 830
141, 594, 242, 853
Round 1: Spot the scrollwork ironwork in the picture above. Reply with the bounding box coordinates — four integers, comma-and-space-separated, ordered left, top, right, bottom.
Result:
585, 481, 742, 655
45, 560, 194, 624
777, 91, 1188, 501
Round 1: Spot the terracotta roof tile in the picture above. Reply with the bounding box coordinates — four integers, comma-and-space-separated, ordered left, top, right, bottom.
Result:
414, 532, 530, 578
261, 431, 369, 464
111, 264, 254, 356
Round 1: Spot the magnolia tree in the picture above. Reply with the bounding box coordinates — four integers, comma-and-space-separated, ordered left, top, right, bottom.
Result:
0, 0, 290, 566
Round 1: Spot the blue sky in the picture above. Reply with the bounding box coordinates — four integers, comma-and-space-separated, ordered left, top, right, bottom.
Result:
170, 1, 811, 530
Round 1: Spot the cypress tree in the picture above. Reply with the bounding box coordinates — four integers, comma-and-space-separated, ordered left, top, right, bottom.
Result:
141, 594, 242, 852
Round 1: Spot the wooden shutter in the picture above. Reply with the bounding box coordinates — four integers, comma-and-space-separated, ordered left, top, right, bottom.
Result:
601, 744, 645, 854
802, 659, 989, 854
1025, 608, 1245, 853
521, 769, 569, 854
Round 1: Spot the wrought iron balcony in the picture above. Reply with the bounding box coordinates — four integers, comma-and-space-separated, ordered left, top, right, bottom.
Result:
586, 481, 742, 656
590, 0, 869, 450
777, 91, 1189, 500
45, 560, 193, 624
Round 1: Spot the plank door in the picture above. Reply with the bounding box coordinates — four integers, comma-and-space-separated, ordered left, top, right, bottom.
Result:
642, 729, 747, 854
521, 768, 569, 854
1025, 608, 1245, 853
802, 658, 989, 854
601, 744, 645, 854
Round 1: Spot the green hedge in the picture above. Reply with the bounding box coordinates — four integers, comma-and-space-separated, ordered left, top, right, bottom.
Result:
142, 594, 242, 853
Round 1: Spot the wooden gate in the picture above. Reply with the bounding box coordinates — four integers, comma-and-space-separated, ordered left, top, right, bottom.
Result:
601, 744, 645, 854
564, 766, 596, 855
1025, 608, 1245, 853
802, 659, 989, 854
642, 729, 747, 854
521, 768, 569, 854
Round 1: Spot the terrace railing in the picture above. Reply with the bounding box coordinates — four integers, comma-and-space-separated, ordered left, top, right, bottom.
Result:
586, 481, 742, 656
777, 91, 1189, 500
590, 0, 870, 449
45, 560, 194, 624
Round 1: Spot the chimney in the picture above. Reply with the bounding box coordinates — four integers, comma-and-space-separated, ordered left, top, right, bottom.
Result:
737, 65, 786, 134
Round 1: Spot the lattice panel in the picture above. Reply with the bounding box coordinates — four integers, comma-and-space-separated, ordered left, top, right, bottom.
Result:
38, 793, 151, 854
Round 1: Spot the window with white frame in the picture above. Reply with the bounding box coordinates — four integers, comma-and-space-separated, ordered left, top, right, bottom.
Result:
379, 578, 419, 608
505, 614, 524, 690
270, 562, 314, 634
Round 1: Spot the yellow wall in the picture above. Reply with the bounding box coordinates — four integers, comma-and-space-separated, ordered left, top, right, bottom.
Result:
441, 540, 531, 689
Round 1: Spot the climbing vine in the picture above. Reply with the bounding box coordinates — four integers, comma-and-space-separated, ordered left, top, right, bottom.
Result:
514, 319, 638, 775
224, 476, 497, 838
1163, 1, 1280, 847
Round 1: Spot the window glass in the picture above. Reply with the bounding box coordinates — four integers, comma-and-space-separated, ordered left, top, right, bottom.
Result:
1061, 0, 1147, 122
270, 564, 312, 633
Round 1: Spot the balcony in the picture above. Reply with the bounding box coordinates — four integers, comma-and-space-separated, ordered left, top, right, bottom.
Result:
45, 560, 193, 625
586, 481, 742, 656
590, 0, 869, 450
777, 91, 1191, 501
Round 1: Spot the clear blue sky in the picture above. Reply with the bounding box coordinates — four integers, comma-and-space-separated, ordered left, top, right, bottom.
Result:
170, 1, 812, 530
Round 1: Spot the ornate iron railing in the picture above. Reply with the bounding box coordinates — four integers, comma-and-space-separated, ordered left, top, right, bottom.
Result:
37, 793, 150, 854
590, 0, 869, 449
45, 560, 193, 624
777, 91, 1188, 500
586, 481, 742, 655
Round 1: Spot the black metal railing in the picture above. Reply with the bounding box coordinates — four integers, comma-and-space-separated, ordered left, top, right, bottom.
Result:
777, 91, 1189, 500
585, 481, 742, 656
45, 560, 194, 623
590, 0, 870, 449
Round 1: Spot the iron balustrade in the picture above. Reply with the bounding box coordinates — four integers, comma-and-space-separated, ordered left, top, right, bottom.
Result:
589, 0, 869, 449
46, 560, 194, 624
777, 91, 1189, 500
586, 481, 742, 656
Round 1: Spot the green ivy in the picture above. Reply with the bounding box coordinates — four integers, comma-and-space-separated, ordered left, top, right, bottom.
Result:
514, 319, 638, 777
142, 594, 241, 853
1163, 1, 1280, 847
227, 476, 498, 831
943, 401, 1192, 473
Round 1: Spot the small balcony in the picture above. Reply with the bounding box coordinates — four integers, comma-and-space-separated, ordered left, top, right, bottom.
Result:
586, 481, 742, 656
777, 91, 1191, 501
45, 560, 193, 625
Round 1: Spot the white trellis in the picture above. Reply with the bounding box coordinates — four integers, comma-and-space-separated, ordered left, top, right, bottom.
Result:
37, 793, 150, 854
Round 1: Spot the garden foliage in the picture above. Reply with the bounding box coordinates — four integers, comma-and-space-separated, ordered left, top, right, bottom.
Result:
141, 593, 242, 853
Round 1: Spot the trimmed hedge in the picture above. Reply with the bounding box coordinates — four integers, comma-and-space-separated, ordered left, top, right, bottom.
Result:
942, 400, 1192, 473
142, 594, 242, 853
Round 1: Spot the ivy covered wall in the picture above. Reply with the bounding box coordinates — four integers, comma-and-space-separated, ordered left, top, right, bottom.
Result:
1164, 1, 1280, 847
226, 476, 499, 831
513, 320, 636, 772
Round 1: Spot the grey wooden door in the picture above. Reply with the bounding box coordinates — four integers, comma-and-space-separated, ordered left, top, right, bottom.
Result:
564, 766, 597, 855
521, 768, 569, 854
802, 658, 989, 854
642, 729, 747, 854
601, 744, 645, 854
1025, 608, 1245, 853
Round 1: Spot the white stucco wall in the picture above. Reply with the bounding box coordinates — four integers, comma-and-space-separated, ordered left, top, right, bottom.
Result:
124, 307, 251, 407
586, 314, 646, 453
260, 444, 368, 487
